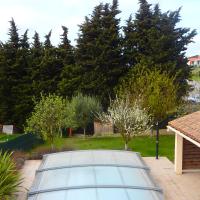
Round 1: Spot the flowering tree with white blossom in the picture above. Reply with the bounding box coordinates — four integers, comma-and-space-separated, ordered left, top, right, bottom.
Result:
97, 96, 152, 150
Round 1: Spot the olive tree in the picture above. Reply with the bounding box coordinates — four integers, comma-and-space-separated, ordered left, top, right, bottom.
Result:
97, 96, 152, 150
71, 93, 102, 137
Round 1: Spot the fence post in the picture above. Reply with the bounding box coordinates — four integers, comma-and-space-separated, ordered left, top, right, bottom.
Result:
156, 122, 159, 159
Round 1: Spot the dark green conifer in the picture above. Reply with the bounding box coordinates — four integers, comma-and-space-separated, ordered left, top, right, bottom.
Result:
8, 18, 19, 49
58, 26, 76, 97
122, 0, 196, 97
76, 0, 124, 106
32, 31, 42, 49
44, 30, 52, 48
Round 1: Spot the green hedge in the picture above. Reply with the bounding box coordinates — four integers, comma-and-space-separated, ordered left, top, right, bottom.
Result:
0, 133, 43, 152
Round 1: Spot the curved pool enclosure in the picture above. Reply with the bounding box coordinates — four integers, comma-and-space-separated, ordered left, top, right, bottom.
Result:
28, 150, 164, 200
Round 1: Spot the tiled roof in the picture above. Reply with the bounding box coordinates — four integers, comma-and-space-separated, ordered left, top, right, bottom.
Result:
188, 55, 200, 61
168, 111, 200, 144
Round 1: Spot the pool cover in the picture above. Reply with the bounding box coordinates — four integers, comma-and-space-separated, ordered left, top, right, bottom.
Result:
28, 150, 164, 200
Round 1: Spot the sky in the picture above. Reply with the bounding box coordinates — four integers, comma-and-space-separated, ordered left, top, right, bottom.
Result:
0, 0, 199, 56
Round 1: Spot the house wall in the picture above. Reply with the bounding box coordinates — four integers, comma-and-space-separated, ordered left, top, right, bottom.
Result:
183, 138, 200, 170
188, 55, 200, 66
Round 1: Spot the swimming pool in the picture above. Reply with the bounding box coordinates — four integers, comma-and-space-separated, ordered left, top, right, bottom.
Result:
28, 150, 163, 200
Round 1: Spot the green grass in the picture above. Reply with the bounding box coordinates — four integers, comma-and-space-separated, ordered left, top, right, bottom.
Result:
191, 75, 200, 82
0, 134, 20, 143
191, 67, 200, 82
30, 134, 175, 161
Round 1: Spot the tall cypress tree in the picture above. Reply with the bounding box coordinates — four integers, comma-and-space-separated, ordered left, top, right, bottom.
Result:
37, 30, 62, 94
123, 0, 196, 97
123, 15, 136, 68
44, 30, 52, 48
12, 29, 33, 126
0, 42, 10, 124
58, 26, 74, 65
8, 18, 20, 49
0, 19, 32, 127
31, 31, 44, 98
75, 4, 105, 98
0, 19, 20, 125
32, 31, 42, 49
58, 26, 78, 97
76, 0, 124, 106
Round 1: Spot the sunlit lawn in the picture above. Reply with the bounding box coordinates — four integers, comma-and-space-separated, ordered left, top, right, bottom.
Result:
30, 134, 175, 161
191, 67, 200, 82
0, 134, 20, 143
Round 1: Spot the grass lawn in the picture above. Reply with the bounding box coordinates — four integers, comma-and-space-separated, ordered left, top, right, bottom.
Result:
191, 67, 200, 82
0, 134, 20, 143
30, 134, 175, 161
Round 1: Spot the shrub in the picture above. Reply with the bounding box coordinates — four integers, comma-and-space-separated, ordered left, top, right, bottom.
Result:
25, 94, 68, 149
0, 151, 21, 200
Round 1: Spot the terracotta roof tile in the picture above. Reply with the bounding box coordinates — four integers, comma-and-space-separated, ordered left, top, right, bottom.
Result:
168, 111, 200, 144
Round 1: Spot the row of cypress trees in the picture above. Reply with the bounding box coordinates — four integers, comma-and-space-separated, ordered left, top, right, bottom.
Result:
0, 0, 196, 128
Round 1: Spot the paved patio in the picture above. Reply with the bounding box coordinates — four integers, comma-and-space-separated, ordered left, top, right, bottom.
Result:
17, 160, 41, 200
17, 157, 200, 200
143, 157, 200, 200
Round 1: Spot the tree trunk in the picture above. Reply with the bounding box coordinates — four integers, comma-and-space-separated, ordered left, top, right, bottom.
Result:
150, 127, 153, 136
50, 127, 54, 151
51, 143, 54, 151
59, 127, 62, 138
156, 122, 159, 159
69, 128, 72, 137
83, 128, 86, 138
125, 142, 128, 150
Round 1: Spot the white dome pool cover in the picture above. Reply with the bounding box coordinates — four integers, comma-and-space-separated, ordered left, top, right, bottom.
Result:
28, 150, 164, 200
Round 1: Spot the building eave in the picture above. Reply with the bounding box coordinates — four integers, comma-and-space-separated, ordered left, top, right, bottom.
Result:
167, 125, 200, 148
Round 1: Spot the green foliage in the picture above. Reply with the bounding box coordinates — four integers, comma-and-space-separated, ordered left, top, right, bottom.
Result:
71, 93, 102, 135
0, 19, 33, 127
75, 0, 124, 106
191, 66, 200, 82
58, 26, 76, 97
117, 65, 179, 124
44, 30, 52, 48
176, 102, 200, 117
58, 64, 82, 97
26, 93, 101, 142
8, 18, 19, 49
0, 0, 196, 130
123, 0, 196, 97
32, 31, 42, 49
25, 94, 68, 148
58, 26, 74, 65
0, 151, 21, 200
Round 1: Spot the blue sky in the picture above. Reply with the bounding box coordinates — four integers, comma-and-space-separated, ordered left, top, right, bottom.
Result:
0, 0, 199, 56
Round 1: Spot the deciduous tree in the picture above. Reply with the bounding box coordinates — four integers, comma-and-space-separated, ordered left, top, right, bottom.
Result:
97, 96, 151, 150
